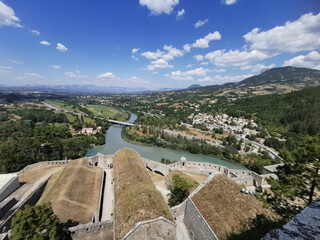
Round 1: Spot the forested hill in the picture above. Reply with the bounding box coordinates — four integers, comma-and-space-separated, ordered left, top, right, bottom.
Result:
185, 66, 320, 98
234, 66, 320, 87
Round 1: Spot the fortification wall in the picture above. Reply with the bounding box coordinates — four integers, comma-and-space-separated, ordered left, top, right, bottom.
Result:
121, 217, 176, 240
69, 220, 114, 238
18, 160, 70, 174
184, 199, 218, 240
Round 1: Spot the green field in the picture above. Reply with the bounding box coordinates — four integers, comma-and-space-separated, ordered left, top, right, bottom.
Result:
46, 100, 75, 111
65, 113, 76, 123
87, 105, 129, 121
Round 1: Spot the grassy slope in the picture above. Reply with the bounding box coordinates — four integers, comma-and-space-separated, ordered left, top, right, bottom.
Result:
113, 148, 173, 239
39, 158, 102, 223
192, 174, 277, 240
167, 170, 201, 193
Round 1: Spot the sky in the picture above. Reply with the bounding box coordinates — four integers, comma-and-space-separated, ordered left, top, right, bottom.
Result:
0, 0, 319, 89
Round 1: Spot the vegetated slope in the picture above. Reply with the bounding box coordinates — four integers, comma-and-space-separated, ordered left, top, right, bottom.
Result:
39, 158, 102, 223
192, 174, 277, 240
217, 86, 320, 136
113, 148, 173, 239
185, 66, 320, 97
167, 170, 206, 193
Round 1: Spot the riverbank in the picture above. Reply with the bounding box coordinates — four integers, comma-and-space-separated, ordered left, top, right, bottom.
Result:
121, 126, 248, 168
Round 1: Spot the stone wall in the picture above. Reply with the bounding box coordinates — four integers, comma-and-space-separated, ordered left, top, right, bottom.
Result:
121, 217, 176, 240
69, 220, 113, 238
18, 160, 70, 174
170, 200, 186, 219
184, 199, 218, 240
142, 158, 170, 176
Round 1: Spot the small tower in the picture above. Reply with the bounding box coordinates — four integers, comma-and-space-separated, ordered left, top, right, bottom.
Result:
180, 156, 187, 167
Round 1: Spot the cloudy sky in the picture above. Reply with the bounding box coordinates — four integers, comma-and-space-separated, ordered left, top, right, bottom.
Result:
0, 0, 319, 89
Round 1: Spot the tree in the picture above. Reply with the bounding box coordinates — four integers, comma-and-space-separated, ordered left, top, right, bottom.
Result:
10, 203, 70, 240
168, 174, 191, 207
269, 134, 320, 206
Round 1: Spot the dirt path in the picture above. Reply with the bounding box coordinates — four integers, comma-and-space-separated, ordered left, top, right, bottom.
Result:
149, 172, 170, 203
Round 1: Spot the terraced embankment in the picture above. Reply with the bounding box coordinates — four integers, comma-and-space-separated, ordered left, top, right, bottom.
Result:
113, 148, 173, 239
38, 159, 102, 223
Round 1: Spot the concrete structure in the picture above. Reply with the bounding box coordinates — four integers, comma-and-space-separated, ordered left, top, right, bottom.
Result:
69, 220, 114, 238
262, 163, 284, 175
0, 176, 50, 232
263, 198, 320, 240
0, 174, 19, 202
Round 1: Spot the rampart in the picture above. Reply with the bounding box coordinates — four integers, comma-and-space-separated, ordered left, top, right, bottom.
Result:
69, 220, 114, 238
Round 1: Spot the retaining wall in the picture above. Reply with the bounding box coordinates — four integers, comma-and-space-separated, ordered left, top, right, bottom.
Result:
0, 177, 20, 202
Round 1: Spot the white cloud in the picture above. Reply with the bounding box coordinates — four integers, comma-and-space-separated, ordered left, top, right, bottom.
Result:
240, 63, 276, 73
0, 2, 22, 27
244, 13, 320, 55
132, 48, 140, 54
147, 59, 173, 71
186, 64, 192, 68
199, 74, 253, 84
31, 29, 40, 35
9, 59, 22, 64
166, 67, 210, 81
96, 72, 115, 79
0, 65, 12, 73
19, 72, 45, 80
56, 43, 68, 52
126, 76, 150, 84
40, 41, 51, 46
176, 9, 185, 20
194, 54, 204, 61
213, 68, 226, 73
205, 49, 270, 67
223, 0, 237, 5
200, 62, 209, 65
283, 51, 320, 70
194, 19, 208, 28
139, 0, 179, 15
183, 44, 192, 52
65, 70, 88, 78
131, 55, 139, 61
52, 65, 61, 69
0, 66, 12, 70
192, 31, 221, 48
141, 49, 164, 60
141, 45, 184, 61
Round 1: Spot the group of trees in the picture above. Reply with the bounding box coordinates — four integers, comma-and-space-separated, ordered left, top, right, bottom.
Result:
0, 107, 108, 173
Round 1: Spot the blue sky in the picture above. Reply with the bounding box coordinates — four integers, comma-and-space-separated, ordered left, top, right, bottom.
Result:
0, 0, 319, 89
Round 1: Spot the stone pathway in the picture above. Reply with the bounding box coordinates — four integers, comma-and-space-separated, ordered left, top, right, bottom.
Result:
98, 157, 114, 221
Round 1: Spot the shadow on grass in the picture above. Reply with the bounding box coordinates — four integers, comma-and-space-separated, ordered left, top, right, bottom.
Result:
227, 214, 285, 240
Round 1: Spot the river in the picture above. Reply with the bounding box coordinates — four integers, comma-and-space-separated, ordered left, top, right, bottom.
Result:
86, 112, 246, 170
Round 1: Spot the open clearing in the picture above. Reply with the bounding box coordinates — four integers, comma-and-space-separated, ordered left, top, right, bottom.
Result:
113, 148, 173, 239
38, 159, 102, 224
168, 170, 207, 193
192, 174, 277, 240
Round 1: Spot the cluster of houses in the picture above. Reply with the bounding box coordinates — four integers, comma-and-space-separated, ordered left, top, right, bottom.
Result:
79, 126, 102, 135
191, 113, 259, 137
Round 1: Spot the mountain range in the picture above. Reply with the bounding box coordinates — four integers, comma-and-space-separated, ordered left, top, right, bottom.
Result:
0, 67, 319, 95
